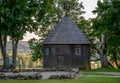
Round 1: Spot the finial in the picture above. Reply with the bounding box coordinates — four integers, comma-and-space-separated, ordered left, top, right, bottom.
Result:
63, 1, 70, 14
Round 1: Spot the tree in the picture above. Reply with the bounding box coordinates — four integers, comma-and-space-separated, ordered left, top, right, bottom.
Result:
0, 0, 46, 69
28, 38, 43, 62
0, 0, 10, 69
92, 0, 120, 68
108, 34, 120, 68
8, 0, 40, 69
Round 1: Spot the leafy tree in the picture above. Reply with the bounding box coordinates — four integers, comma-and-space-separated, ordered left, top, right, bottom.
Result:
28, 38, 43, 62
92, 0, 120, 68
8, 0, 40, 69
0, 0, 46, 69
108, 34, 120, 68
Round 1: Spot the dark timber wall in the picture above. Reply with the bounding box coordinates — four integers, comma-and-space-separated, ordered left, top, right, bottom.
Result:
43, 44, 90, 69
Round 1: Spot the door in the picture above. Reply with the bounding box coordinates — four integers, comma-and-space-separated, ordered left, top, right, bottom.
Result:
57, 55, 64, 68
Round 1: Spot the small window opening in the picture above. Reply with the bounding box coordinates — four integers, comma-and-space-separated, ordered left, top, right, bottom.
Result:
45, 48, 49, 55
75, 48, 81, 55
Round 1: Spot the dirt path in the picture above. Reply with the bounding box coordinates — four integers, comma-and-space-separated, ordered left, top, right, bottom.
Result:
86, 75, 120, 78
85, 72, 120, 78
98, 72, 120, 75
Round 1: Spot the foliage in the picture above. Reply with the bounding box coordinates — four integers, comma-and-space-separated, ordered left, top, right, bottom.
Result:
28, 38, 43, 61
92, 0, 120, 68
0, 0, 46, 69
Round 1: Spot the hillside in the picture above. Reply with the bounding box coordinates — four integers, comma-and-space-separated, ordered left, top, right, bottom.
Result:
0, 41, 30, 54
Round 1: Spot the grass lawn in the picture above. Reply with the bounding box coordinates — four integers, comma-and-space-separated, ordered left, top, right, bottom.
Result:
0, 77, 120, 83
82, 67, 120, 72
83, 72, 120, 76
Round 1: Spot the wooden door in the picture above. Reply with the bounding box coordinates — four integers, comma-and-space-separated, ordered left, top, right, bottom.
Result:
57, 55, 64, 68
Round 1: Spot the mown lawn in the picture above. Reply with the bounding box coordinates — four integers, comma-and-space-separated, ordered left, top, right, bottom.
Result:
82, 67, 120, 72
0, 76, 120, 83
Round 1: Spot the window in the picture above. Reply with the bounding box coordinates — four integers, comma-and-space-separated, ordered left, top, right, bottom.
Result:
75, 48, 81, 55
45, 48, 49, 55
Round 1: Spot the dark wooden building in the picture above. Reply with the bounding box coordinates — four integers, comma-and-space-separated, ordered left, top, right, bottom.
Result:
42, 14, 90, 69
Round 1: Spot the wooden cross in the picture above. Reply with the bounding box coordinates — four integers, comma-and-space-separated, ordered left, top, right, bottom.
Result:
63, 1, 70, 12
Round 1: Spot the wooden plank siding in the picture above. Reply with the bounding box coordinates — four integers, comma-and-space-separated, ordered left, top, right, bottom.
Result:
43, 44, 90, 69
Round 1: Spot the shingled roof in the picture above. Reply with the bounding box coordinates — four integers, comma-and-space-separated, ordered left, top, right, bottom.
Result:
43, 14, 90, 44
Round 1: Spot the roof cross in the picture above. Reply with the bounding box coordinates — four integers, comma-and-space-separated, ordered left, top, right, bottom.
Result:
63, 1, 70, 14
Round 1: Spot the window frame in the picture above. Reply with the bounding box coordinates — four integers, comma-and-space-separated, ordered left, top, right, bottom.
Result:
75, 48, 81, 55
45, 48, 49, 56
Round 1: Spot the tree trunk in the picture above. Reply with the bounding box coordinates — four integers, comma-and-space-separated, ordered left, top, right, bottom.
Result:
113, 53, 120, 69
100, 51, 108, 67
100, 34, 109, 67
0, 34, 9, 69
12, 38, 19, 69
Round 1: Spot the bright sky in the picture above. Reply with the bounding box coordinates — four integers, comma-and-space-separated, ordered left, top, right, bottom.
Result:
22, 0, 98, 41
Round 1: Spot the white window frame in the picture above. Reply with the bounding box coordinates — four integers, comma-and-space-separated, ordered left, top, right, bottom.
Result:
45, 48, 49, 55
75, 48, 81, 55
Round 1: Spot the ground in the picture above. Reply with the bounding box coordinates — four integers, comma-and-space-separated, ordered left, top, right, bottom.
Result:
0, 68, 120, 83
0, 76, 119, 83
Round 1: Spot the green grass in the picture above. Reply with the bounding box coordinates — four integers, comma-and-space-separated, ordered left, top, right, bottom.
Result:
83, 72, 120, 76
82, 67, 120, 72
0, 77, 120, 83
82, 68, 120, 77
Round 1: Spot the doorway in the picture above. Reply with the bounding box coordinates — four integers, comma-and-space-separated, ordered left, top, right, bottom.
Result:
57, 55, 64, 68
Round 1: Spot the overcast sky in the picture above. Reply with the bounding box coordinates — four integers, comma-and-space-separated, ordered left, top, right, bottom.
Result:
22, 0, 98, 41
